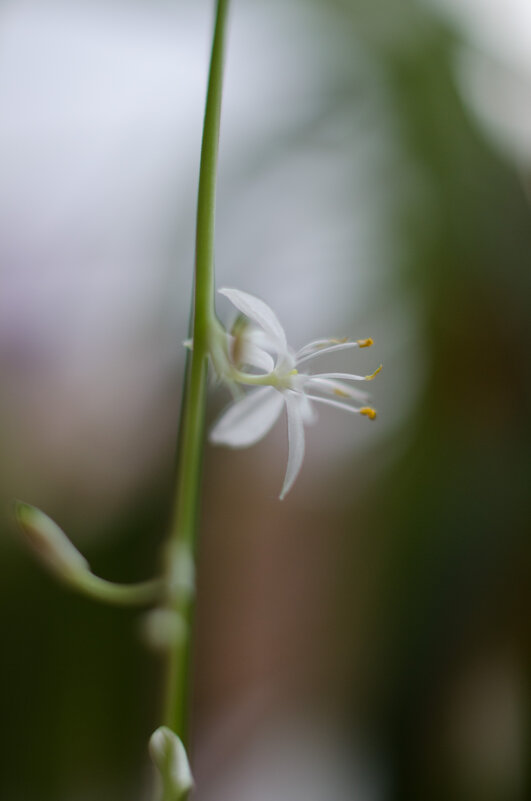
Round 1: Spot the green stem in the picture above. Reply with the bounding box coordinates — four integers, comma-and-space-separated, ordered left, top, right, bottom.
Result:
74, 574, 165, 607
162, 0, 230, 745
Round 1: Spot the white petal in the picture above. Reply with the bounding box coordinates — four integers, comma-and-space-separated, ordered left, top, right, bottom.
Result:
245, 327, 278, 353
280, 394, 306, 500
210, 387, 284, 448
298, 391, 318, 425
241, 342, 275, 373
276, 350, 297, 373
219, 288, 288, 354
227, 332, 275, 373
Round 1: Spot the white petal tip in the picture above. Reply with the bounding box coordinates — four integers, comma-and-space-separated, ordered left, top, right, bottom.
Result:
280, 395, 306, 500
278, 480, 294, 501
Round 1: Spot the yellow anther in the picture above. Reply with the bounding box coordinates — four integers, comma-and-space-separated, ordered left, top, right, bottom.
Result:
360, 407, 377, 420
356, 338, 373, 348
289, 368, 298, 375
365, 364, 382, 381
333, 387, 351, 398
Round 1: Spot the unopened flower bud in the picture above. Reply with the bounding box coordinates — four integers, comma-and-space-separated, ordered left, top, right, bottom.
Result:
15, 502, 89, 586
149, 726, 194, 801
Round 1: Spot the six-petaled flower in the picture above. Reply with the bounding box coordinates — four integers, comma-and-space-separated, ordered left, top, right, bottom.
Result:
207, 288, 381, 499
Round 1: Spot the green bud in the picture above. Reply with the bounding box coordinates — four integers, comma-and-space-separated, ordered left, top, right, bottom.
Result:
14, 502, 89, 586
149, 726, 194, 801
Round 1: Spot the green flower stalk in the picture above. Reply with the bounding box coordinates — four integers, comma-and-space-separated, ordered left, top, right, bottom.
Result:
160, 0, 231, 749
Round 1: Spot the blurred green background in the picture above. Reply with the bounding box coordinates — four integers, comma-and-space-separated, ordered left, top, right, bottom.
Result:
1, 0, 530, 799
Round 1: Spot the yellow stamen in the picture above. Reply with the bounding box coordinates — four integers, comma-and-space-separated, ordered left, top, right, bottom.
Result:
365, 364, 382, 381
360, 407, 377, 420
333, 388, 350, 398
289, 368, 298, 375
356, 338, 373, 348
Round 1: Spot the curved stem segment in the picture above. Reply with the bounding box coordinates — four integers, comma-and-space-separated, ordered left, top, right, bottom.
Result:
162, 0, 230, 745
73, 573, 165, 607
14, 500, 165, 607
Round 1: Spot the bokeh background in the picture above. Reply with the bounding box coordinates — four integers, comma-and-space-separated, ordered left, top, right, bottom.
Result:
1, 0, 530, 799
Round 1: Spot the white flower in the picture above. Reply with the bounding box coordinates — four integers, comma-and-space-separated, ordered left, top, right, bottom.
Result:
209, 288, 381, 499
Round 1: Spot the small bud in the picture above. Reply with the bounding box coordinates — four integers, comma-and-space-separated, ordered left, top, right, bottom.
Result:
140, 608, 186, 652
15, 502, 90, 586
149, 726, 194, 801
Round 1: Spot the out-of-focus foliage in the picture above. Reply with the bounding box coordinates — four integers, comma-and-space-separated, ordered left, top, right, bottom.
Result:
0, 1, 529, 800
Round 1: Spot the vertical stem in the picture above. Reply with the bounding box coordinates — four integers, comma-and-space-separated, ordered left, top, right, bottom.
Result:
162, 0, 230, 744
